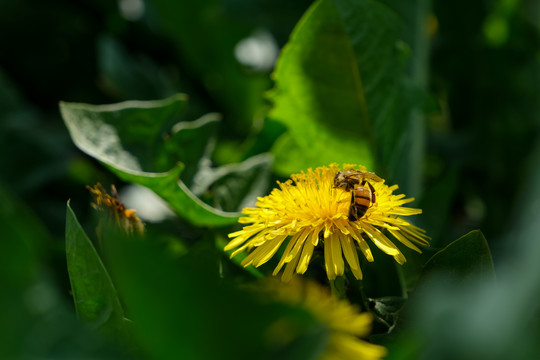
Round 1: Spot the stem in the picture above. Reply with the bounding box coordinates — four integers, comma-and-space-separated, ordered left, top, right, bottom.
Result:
408, 0, 431, 197
330, 276, 346, 299
357, 279, 371, 312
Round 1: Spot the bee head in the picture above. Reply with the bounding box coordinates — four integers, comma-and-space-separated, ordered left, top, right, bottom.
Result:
333, 171, 350, 189
333, 171, 343, 188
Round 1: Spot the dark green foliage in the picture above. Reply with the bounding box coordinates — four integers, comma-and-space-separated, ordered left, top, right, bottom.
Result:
1, 0, 540, 358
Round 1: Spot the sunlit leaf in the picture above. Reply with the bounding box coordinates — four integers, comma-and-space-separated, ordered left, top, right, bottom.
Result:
65, 201, 126, 335
269, 0, 374, 174
169, 113, 221, 188
269, 0, 411, 176
60, 95, 240, 226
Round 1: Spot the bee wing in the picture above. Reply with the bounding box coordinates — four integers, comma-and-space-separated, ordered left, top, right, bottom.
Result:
362, 172, 382, 182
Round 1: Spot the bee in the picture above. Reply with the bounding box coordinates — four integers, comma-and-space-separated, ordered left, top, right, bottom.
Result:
333, 170, 382, 221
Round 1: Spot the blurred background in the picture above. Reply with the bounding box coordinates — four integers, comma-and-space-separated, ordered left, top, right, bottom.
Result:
1, 0, 539, 358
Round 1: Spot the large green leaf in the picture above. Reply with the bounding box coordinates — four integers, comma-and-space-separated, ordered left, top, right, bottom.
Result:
60, 94, 187, 172
65, 201, 126, 335
60, 95, 240, 226
269, 0, 373, 174
269, 0, 410, 175
332, 0, 403, 126
421, 230, 495, 282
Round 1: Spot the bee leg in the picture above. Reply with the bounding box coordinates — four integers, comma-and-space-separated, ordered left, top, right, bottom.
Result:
348, 192, 358, 221
348, 208, 358, 221
366, 181, 376, 203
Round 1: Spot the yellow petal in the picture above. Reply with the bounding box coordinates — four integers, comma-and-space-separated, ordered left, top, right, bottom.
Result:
272, 235, 298, 276
331, 234, 344, 276
388, 228, 422, 253
296, 238, 315, 274
348, 226, 374, 262
338, 232, 362, 280
282, 247, 302, 282
285, 228, 311, 262
251, 235, 288, 267
324, 236, 336, 280
361, 222, 402, 257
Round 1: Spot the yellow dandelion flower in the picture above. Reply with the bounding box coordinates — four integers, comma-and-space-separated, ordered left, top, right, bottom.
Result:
87, 183, 144, 235
225, 164, 429, 281
264, 279, 386, 360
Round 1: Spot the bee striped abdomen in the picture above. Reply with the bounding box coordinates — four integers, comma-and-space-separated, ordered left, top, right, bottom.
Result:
349, 187, 373, 221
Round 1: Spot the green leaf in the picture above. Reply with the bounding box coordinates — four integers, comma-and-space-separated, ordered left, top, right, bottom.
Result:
269, 0, 374, 174
421, 230, 495, 283
269, 0, 428, 196
169, 113, 221, 188
331, 0, 403, 126
272, 132, 371, 176
269, 0, 412, 176
332, 0, 422, 191
65, 201, 125, 334
60, 95, 240, 226
60, 94, 189, 172
358, 0, 431, 195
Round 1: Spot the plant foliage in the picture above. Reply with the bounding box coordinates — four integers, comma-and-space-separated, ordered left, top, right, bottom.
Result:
1, 0, 539, 358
